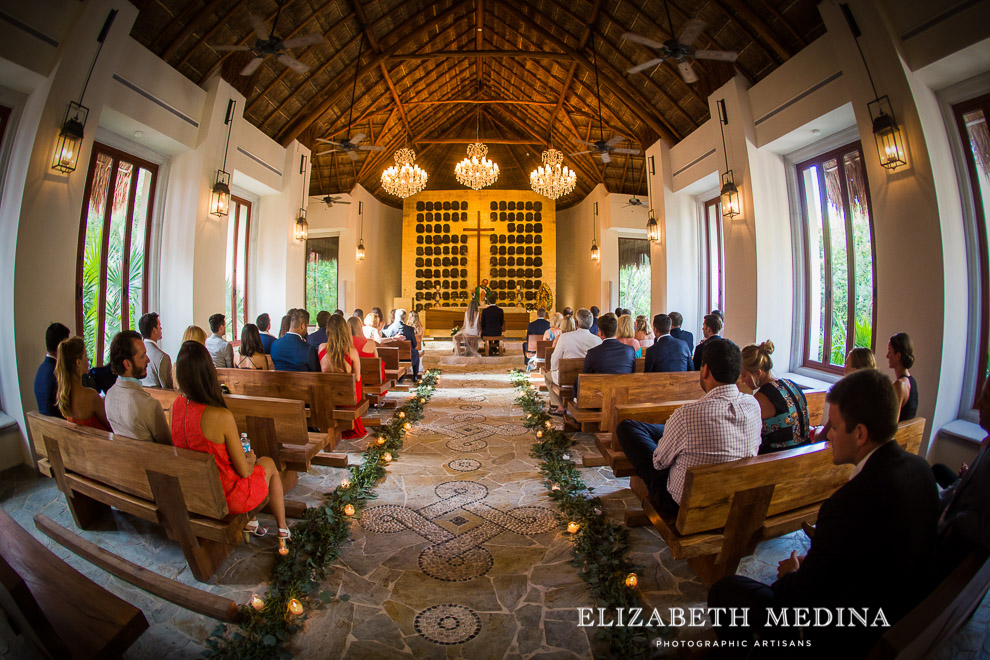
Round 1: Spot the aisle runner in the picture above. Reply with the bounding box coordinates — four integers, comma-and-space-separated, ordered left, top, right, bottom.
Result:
293, 369, 603, 659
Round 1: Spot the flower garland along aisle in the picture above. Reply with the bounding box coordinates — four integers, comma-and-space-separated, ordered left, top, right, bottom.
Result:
205, 369, 442, 659
509, 370, 666, 657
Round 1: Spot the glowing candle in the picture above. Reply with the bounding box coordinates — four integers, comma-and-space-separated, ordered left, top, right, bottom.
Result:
278, 538, 289, 556
344, 504, 355, 516
404, 422, 411, 430
625, 573, 638, 588
545, 421, 552, 429
377, 436, 386, 445
398, 411, 406, 418
382, 452, 392, 463
536, 430, 543, 438
249, 594, 264, 611
287, 598, 304, 615
567, 521, 580, 534
340, 478, 350, 489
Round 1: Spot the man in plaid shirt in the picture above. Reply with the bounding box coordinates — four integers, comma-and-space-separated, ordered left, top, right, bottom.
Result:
617, 337, 762, 516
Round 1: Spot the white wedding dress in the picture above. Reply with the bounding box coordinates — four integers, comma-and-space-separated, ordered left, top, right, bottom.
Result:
455, 310, 481, 357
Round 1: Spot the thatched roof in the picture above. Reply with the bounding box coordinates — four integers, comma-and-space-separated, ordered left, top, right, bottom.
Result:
129, 0, 825, 208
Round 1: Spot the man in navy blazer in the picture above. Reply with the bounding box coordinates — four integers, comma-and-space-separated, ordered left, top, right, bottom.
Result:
34, 322, 70, 417
645, 314, 692, 372
668, 311, 694, 353
582, 314, 636, 375
256, 313, 277, 354
692, 313, 723, 371
306, 310, 330, 348
271, 309, 320, 372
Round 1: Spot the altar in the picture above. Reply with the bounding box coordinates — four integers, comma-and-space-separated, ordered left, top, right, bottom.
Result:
422, 307, 533, 338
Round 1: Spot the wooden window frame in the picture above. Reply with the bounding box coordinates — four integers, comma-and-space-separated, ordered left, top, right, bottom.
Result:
952, 94, 990, 406
703, 197, 724, 312
228, 196, 251, 339
0, 105, 10, 146
796, 141, 877, 374
75, 143, 158, 364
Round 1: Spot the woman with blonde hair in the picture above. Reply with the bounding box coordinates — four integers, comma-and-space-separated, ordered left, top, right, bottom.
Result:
543, 312, 564, 342
634, 316, 654, 349
615, 314, 641, 353
320, 315, 365, 439
362, 311, 383, 342
407, 310, 425, 352
845, 347, 876, 373
454, 299, 480, 357
55, 337, 110, 430
551, 315, 577, 349
182, 325, 207, 345
740, 340, 811, 454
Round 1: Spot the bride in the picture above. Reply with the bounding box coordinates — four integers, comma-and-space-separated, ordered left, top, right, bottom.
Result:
454, 299, 481, 357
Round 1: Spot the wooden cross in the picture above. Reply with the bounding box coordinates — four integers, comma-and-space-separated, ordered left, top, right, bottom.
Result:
460, 210, 496, 289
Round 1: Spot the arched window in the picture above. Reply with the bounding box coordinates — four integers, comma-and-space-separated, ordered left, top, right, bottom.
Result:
76, 143, 158, 365
796, 142, 876, 373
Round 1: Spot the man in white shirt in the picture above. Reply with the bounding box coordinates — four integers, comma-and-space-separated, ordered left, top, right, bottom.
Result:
617, 337, 761, 515
139, 312, 172, 388
105, 330, 172, 445
545, 308, 602, 414
205, 313, 234, 368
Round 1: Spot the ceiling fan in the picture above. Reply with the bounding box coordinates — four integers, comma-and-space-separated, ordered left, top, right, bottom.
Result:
622, 0, 738, 83
624, 195, 647, 208
214, 1, 323, 76
571, 34, 641, 164
322, 195, 351, 208
314, 32, 384, 161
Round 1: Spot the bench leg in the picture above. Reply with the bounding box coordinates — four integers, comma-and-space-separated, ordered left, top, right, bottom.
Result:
581, 454, 608, 467
43, 434, 110, 529
311, 453, 349, 468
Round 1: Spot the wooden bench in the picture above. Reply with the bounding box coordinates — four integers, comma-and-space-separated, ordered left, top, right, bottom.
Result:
566, 370, 698, 433
359, 356, 395, 425
534, 339, 553, 373
380, 339, 413, 389
144, 387, 340, 481
867, 547, 990, 659
216, 368, 368, 443
548, 357, 584, 404
624, 417, 926, 586
26, 412, 265, 582
595, 388, 829, 476
481, 335, 507, 355
0, 506, 148, 657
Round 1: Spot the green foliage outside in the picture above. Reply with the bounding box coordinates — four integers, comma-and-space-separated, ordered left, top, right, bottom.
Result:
619, 263, 651, 318
305, 256, 338, 321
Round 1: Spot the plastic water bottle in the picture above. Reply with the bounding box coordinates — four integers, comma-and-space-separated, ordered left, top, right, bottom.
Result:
240, 432, 251, 454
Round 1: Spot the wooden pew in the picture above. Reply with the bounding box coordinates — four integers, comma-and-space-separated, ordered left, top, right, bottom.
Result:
26, 412, 264, 582
359, 356, 395, 425
0, 506, 148, 657
481, 335, 507, 355
596, 389, 829, 476
144, 388, 335, 481
379, 339, 413, 389
624, 417, 926, 587
377, 345, 406, 386
215, 368, 367, 443
534, 339, 553, 372
548, 357, 584, 406
567, 371, 702, 433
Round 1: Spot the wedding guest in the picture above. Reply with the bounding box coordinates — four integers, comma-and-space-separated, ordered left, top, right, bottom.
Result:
270, 309, 319, 372
615, 314, 641, 353
172, 341, 290, 547
319, 315, 365, 440
693, 313, 723, 370
256, 313, 277, 353
105, 330, 171, 444
740, 340, 812, 454
55, 337, 110, 431
236, 324, 273, 370
205, 313, 234, 368
34, 322, 70, 417
307, 311, 331, 348
888, 332, 918, 421
182, 325, 207, 344
139, 312, 173, 389
669, 311, 693, 352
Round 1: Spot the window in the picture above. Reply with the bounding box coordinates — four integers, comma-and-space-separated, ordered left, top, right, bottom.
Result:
76, 144, 158, 365
618, 237, 651, 317
225, 196, 251, 339
953, 94, 990, 402
703, 197, 724, 312
305, 236, 338, 320
796, 142, 876, 372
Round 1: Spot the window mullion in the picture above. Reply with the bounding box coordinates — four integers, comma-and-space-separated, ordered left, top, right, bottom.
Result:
817, 164, 833, 367
121, 162, 139, 330
96, 158, 120, 365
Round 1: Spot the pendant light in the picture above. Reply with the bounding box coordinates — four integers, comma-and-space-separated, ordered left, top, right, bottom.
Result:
716, 100, 741, 219
645, 157, 660, 243
356, 201, 366, 261
590, 202, 600, 263
294, 154, 308, 241
210, 99, 236, 217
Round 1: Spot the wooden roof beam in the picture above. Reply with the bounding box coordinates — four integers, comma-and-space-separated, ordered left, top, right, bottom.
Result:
417, 138, 545, 144
278, 0, 473, 146
717, 0, 792, 62
403, 98, 556, 107
385, 50, 573, 61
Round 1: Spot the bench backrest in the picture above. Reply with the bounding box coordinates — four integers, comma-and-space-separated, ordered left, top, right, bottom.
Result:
526, 334, 542, 351
556, 358, 585, 391
377, 345, 400, 371
675, 417, 927, 535
144, 388, 310, 447
536, 340, 553, 362
26, 412, 229, 519
359, 357, 385, 387
382, 338, 412, 360
216, 368, 356, 432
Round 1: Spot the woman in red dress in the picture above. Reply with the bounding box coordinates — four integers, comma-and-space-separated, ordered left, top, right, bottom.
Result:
320, 316, 366, 440
348, 316, 386, 389
171, 341, 289, 544
55, 337, 111, 431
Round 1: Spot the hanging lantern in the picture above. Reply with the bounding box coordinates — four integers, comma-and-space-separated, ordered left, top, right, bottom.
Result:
356, 239, 366, 261
720, 171, 741, 219
210, 170, 231, 217
590, 239, 600, 263
52, 102, 87, 173
646, 210, 660, 243
294, 208, 308, 241
869, 96, 906, 170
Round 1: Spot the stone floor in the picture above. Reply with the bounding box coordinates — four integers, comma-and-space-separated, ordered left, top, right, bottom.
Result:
0, 353, 987, 659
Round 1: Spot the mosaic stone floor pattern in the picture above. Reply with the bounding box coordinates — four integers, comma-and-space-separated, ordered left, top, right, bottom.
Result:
0, 355, 987, 658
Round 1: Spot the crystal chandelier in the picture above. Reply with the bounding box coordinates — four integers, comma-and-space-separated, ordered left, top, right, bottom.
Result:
530, 147, 576, 200
454, 142, 499, 190
381, 147, 428, 198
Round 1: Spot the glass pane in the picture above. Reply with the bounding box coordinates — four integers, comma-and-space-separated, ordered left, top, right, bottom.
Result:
707, 203, 721, 311
225, 209, 236, 339
843, 150, 874, 350
102, 161, 133, 364
802, 165, 826, 364
306, 237, 338, 321
822, 158, 848, 366
82, 153, 113, 360
235, 202, 248, 336
128, 168, 151, 329
618, 238, 651, 317
962, 109, 990, 382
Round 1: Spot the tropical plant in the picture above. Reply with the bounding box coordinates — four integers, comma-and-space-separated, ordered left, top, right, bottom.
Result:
619, 263, 651, 318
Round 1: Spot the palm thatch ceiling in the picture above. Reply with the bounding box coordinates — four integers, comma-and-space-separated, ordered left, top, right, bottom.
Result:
129, 0, 825, 208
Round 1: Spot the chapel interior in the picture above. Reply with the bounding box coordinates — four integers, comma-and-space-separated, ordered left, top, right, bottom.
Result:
0, 0, 988, 658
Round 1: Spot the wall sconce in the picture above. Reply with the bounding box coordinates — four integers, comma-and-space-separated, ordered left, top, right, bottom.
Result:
356, 201, 366, 261
841, 3, 906, 171
294, 154, 308, 241
52, 10, 117, 173
716, 99, 741, 219
210, 99, 236, 217
590, 201, 600, 263
646, 210, 660, 243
